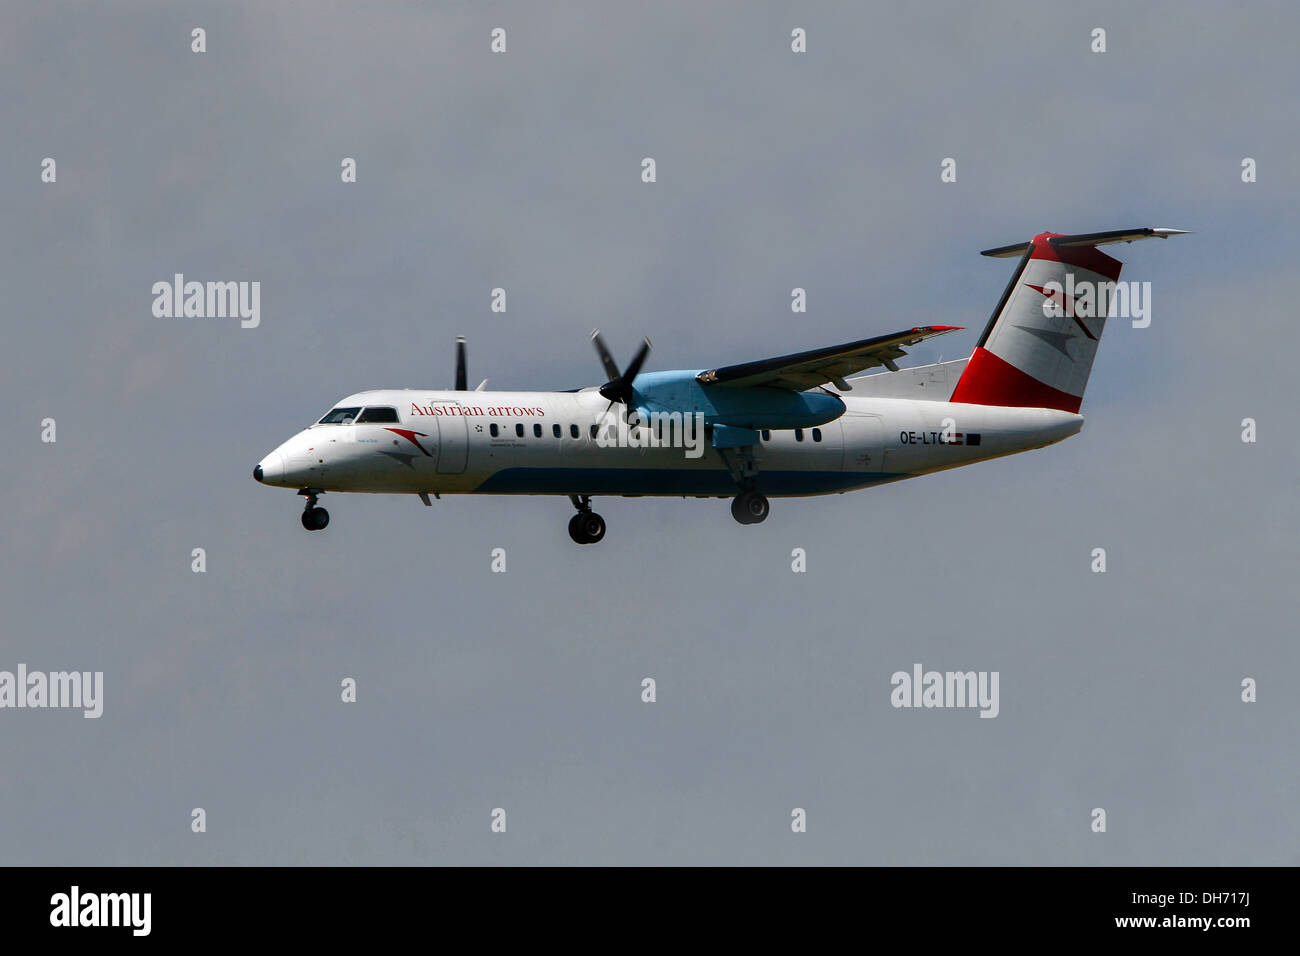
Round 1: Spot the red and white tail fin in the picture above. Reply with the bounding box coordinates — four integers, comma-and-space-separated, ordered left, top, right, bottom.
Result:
950, 227, 1187, 412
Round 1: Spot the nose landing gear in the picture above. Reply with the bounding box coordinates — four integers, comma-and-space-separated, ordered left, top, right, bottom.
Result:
299, 490, 329, 531
731, 489, 770, 525
567, 495, 606, 544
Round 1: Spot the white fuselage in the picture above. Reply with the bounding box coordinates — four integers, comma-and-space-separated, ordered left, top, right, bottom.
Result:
256, 388, 1083, 499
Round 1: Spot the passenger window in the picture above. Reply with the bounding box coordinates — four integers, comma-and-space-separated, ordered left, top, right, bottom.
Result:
570, 424, 579, 439
534, 423, 542, 438
553, 424, 561, 438
515, 424, 524, 438
490, 423, 499, 437
356, 406, 399, 424
795, 428, 804, 442
812, 428, 822, 442
318, 406, 361, 425
761, 430, 771, 441
590, 424, 598, 439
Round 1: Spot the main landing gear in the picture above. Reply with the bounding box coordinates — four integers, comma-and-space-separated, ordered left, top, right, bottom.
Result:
299, 490, 329, 531
567, 495, 606, 544
718, 445, 770, 525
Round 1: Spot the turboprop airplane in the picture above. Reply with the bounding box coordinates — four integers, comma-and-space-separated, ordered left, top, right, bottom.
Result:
254, 226, 1185, 543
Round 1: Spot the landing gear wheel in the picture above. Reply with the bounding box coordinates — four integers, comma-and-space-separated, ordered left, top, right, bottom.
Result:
301, 506, 329, 531
731, 491, 770, 525
580, 512, 605, 543
566, 494, 605, 544
568, 513, 586, 543
568, 511, 606, 544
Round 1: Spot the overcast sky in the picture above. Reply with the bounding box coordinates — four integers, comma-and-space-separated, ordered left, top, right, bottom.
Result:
1, 0, 1296, 864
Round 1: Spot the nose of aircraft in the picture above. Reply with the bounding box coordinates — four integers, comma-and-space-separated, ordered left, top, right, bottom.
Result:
255, 451, 285, 484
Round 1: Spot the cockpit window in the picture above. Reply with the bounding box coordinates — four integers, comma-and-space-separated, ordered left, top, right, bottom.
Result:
356, 406, 399, 423
318, 406, 361, 425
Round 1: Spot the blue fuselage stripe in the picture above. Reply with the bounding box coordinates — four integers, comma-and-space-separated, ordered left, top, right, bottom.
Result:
472, 467, 900, 496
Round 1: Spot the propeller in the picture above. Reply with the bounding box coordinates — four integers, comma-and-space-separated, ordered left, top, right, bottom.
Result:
454, 335, 467, 390
591, 330, 652, 420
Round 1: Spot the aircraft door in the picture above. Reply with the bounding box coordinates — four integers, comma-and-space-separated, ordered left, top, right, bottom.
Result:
840, 412, 884, 474
317, 423, 356, 479
798, 418, 844, 471
436, 404, 469, 474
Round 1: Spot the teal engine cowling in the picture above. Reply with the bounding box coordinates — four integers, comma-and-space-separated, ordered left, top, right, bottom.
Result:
630, 370, 844, 429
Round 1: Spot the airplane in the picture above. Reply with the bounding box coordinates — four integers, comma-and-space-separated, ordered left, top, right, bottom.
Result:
254, 226, 1186, 543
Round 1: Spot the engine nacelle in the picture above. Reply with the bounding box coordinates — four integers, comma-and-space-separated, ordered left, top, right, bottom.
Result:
632, 370, 844, 430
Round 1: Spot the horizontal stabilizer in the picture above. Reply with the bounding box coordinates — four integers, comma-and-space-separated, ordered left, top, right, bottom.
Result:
981, 227, 1189, 259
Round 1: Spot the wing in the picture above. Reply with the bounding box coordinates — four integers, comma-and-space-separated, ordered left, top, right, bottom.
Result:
694, 326, 963, 391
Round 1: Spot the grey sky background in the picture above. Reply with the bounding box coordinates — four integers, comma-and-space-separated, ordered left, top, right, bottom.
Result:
1, 1, 1296, 864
